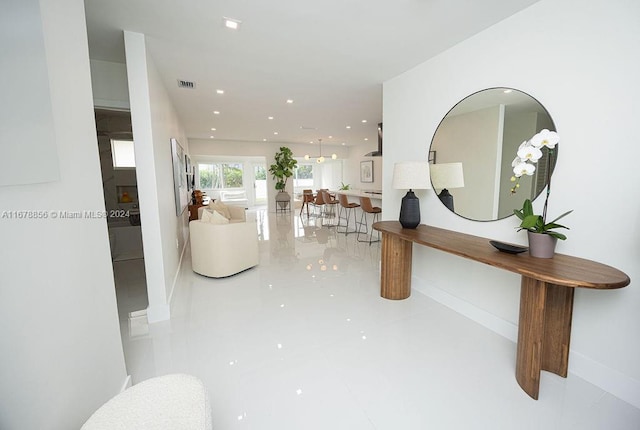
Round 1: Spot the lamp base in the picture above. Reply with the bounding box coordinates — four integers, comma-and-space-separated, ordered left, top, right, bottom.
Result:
399, 190, 420, 229
438, 188, 454, 212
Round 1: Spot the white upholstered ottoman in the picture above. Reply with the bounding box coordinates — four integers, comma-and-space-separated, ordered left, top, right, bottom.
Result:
82, 374, 212, 430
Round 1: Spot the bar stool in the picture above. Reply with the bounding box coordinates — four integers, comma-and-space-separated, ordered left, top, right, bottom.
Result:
320, 190, 339, 226
357, 196, 381, 244
300, 189, 314, 217
337, 193, 360, 235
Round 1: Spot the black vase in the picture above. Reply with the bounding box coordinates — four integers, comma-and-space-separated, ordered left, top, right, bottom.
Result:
399, 190, 420, 229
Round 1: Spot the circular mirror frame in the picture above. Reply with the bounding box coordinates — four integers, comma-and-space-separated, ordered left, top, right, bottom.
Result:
429, 87, 557, 222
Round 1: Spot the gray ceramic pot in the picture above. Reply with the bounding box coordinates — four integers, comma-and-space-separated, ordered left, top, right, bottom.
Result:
527, 231, 557, 258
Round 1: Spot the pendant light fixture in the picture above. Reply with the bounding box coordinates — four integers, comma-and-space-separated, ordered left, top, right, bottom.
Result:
304, 139, 337, 163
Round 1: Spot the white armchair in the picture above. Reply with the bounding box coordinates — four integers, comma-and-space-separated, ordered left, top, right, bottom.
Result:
190, 205, 259, 278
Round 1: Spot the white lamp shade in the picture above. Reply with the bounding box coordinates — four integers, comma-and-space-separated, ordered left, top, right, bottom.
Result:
392, 161, 431, 190
430, 162, 465, 190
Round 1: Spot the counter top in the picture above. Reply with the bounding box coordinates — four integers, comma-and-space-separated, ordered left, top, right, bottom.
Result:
334, 189, 383, 199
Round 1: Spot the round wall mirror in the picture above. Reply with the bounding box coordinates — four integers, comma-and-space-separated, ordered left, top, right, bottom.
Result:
429, 87, 557, 221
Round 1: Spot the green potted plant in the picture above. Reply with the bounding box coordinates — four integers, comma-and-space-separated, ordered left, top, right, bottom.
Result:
510, 129, 572, 258
269, 146, 298, 209
514, 198, 572, 257
338, 182, 350, 190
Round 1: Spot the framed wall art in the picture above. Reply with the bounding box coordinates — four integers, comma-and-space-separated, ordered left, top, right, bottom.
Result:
171, 138, 188, 216
360, 160, 373, 183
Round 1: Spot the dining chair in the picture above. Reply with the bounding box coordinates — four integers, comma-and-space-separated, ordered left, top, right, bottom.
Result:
311, 189, 326, 217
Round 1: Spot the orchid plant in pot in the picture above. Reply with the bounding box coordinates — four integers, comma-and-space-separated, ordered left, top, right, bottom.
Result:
511, 129, 572, 258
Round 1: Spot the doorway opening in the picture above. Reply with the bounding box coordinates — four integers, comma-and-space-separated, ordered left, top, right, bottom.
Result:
95, 108, 149, 334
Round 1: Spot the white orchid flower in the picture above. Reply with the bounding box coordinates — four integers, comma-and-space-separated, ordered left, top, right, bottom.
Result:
517, 144, 543, 163
513, 162, 536, 177
511, 156, 523, 167
530, 129, 560, 149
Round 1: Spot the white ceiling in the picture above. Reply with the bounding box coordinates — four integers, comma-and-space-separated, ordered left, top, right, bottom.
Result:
84, 0, 541, 149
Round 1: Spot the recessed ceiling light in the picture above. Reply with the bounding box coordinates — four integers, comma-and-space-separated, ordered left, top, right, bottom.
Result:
263, 138, 267, 142
268, 116, 274, 120
211, 128, 216, 131
274, 132, 279, 135
213, 111, 220, 115
216, 89, 224, 94
364, 138, 369, 141
210, 135, 214, 139
342, 142, 346, 146
346, 126, 351, 129
328, 135, 333, 139
286, 99, 294, 104
223, 17, 241, 30
362, 120, 367, 123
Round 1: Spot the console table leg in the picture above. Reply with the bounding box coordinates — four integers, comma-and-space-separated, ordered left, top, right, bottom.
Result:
541, 283, 574, 377
380, 232, 412, 300
516, 277, 574, 399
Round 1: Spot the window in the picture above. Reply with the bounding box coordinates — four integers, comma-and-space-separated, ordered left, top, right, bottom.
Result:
294, 164, 313, 186
254, 165, 266, 180
198, 162, 244, 189
111, 139, 135, 168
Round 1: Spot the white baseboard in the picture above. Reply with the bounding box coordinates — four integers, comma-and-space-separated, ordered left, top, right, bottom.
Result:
147, 235, 189, 324
120, 375, 132, 392
569, 350, 640, 409
418, 282, 518, 342
414, 279, 640, 409
146, 303, 170, 323
167, 233, 189, 307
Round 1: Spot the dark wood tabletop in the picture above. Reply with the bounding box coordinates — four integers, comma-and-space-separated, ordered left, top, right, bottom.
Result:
373, 221, 630, 290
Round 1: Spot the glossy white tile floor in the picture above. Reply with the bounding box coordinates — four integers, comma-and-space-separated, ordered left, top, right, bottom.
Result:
114, 210, 640, 430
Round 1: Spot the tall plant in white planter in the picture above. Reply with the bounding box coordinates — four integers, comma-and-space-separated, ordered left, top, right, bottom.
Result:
269, 146, 297, 210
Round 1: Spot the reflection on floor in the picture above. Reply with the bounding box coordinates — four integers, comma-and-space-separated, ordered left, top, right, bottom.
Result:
113, 258, 148, 338
116, 209, 640, 430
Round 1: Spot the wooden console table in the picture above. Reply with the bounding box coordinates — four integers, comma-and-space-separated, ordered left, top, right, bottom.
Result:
188, 203, 206, 221
372, 221, 630, 400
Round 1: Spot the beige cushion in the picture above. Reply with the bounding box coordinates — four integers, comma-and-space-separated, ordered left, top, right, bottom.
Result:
201, 209, 229, 225
207, 201, 231, 219
198, 204, 246, 222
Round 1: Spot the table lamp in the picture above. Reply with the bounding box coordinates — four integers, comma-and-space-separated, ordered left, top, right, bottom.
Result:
392, 161, 431, 229
430, 162, 465, 212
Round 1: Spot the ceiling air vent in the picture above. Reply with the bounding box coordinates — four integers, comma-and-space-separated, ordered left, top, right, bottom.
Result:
177, 79, 195, 89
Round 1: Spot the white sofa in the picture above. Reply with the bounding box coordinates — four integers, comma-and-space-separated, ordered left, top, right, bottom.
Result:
218, 189, 248, 207
190, 204, 259, 278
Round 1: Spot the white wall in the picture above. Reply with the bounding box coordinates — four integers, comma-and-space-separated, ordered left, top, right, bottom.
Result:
124, 31, 190, 322
383, 0, 640, 407
0, 0, 59, 186
432, 106, 502, 220
0, 0, 128, 428
90, 59, 130, 110
343, 142, 383, 191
